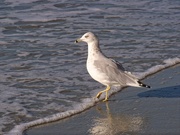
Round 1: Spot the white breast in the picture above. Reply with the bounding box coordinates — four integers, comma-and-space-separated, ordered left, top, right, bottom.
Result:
86, 42, 114, 86
86, 56, 110, 86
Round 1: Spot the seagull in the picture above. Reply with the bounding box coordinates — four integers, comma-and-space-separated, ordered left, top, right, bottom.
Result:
75, 32, 150, 101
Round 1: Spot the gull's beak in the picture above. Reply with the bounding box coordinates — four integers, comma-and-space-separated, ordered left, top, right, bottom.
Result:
75, 38, 82, 43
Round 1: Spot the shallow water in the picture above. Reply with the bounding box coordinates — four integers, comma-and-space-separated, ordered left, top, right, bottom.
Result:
0, 0, 179, 134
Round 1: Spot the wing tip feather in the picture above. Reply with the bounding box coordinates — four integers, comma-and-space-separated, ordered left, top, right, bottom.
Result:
137, 81, 151, 88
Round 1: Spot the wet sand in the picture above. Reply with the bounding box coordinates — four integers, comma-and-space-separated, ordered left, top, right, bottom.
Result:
25, 64, 180, 135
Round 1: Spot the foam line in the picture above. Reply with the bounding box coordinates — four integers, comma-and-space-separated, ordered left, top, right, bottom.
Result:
7, 97, 103, 135
138, 57, 180, 79
7, 57, 180, 135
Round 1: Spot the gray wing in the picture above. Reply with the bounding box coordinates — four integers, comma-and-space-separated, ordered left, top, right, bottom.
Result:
94, 58, 139, 86
109, 58, 125, 71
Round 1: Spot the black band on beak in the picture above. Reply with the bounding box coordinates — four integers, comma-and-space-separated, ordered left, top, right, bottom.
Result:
75, 38, 81, 43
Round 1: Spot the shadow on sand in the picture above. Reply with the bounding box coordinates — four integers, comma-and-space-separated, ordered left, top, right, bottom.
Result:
138, 85, 180, 98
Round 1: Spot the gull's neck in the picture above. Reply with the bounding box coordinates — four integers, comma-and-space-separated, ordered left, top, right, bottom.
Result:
87, 41, 102, 60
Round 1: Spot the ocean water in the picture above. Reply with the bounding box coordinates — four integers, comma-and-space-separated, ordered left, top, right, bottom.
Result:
0, 0, 179, 134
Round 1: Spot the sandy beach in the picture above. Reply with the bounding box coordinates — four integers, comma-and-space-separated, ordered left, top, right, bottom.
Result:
24, 64, 180, 135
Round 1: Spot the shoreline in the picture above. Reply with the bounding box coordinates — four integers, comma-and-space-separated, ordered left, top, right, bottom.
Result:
25, 64, 180, 135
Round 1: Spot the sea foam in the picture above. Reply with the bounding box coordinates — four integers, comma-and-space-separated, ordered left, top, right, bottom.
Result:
7, 57, 180, 135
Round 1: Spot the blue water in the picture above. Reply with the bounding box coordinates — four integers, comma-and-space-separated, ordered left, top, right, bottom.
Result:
0, 0, 179, 134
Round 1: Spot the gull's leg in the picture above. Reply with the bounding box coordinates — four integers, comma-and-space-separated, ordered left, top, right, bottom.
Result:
103, 85, 111, 102
96, 85, 111, 101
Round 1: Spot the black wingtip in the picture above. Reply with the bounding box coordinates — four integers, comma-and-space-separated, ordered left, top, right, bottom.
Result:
138, 81, 151, 88
146, 85, 151, 88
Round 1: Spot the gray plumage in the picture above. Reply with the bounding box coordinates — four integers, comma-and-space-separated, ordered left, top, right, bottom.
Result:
75, 32, 150, 101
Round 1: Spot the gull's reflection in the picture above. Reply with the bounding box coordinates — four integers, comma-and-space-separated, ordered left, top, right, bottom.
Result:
89, 102, 143, 135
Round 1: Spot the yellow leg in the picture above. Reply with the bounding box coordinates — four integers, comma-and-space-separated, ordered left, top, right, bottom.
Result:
96, 85, 111, 102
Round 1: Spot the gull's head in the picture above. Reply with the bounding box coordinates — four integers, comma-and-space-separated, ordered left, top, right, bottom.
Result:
75, 32, 98, 44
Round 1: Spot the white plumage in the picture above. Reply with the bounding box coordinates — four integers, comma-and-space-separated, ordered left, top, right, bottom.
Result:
75, 32, 150, 101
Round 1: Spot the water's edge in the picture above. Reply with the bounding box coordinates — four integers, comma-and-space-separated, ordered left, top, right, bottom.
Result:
7, 57, 180, 135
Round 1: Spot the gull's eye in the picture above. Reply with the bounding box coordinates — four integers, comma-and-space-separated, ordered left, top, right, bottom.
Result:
85, 35, 89, 38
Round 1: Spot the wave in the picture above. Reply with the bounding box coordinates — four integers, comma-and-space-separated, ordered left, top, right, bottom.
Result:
7, 57, 180, 135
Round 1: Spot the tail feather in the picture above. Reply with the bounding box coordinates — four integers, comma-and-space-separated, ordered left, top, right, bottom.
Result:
137, 81, 151, 88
